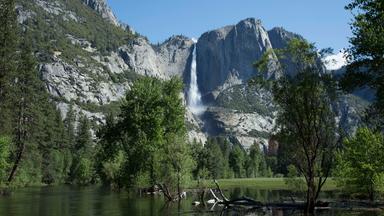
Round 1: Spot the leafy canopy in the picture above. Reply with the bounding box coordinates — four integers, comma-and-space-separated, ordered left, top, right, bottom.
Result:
336, 127, 384, 201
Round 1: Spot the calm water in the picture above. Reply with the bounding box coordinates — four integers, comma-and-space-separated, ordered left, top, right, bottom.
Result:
0, 186, 382, 216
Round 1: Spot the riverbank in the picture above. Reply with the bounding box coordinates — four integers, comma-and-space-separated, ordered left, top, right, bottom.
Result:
189, 178, 338, 191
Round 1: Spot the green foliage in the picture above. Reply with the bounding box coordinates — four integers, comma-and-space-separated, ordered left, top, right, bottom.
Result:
101, 150, 126, 189
0, 0, 18, 134
205, 138, 226, 179
336, 127, 384, 201
97, 77, 190, 192
284, 164, 306, 191
18, 0, 135, 59
1, 37, 74, 186
70, 114, 94, 185
342, 0, 384, 129
192, 137, 232, 180
0, 0, 111, 187
72, 157, 94, 186
246, 143, 269, 178
14, 0, 137, 97
0, 136, 10, 183
64, 102, 76, 149
75, 114, 93, 155
255, 38, 338, 213
229, 145, 246, 178
192, 138, 273, 180
159, 134, 195, 195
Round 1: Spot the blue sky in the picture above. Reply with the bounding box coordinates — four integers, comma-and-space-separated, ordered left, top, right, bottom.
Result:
107, 0, 353, 51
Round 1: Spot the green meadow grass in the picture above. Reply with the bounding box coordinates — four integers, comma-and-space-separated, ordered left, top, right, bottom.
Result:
189, 178, 338, 191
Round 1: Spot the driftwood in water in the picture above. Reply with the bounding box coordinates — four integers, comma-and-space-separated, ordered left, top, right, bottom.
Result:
206, 180, 328, 211
196, 180, 384, 214
153, 184, 186, 202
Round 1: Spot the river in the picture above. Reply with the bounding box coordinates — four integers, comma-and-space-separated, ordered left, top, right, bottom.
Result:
0, 186, 381, 216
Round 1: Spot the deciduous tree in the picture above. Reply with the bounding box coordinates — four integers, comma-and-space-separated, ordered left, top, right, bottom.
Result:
336, 127, 384, 201
255, 38, 338, 214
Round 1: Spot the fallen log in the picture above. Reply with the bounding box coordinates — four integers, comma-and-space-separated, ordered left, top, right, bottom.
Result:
208, 180, 328, 211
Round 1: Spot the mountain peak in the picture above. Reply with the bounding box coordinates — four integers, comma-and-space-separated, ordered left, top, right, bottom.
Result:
237, 18, 262, 26
322, 50, 348, 71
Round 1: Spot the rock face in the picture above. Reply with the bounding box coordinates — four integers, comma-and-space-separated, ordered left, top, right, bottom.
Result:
268, 27, 303, 49
19, 0, 370, 148
197, 18, 280, 97
37, 34, 194, 124
19, 0, 194, 122
81, 0, 119, 26
193, 18, 368, 147
119, 35, 194, 80
40, 56, 129, 105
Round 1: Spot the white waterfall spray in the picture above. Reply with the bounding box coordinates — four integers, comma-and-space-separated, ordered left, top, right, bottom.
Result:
188, 41, 205, 115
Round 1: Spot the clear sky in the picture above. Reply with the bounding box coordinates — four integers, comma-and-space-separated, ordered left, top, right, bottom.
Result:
107, 0, 353, 51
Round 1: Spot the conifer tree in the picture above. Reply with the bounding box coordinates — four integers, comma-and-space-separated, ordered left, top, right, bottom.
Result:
64, 102, 76, 150
7, 40, 44, 183
70, 113, 94, 185
229, 145, 246, 178
0, 0, 18, 134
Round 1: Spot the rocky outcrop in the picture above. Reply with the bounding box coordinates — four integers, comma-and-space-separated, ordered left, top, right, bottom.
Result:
119, 35, 194, 80
196, 18, 280, 98
202, 106, 275, 149
16, 5, 35, 24
334, 94, 370, 135
39, 56, 130, 105
37, 34, 194, 108
81, 0, 119, 26
81, 0, 134, 32
32, 0, 79, 22
268, 27, 303, 49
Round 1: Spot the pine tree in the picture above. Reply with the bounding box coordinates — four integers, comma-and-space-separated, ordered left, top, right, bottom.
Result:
70, 113, 94, 185
204, 138, 225, 179
40, 104, 71, 185
246, 142, 263, 178
229, 145, 246, 178
64, 102, 76, 150
0, 0, 18, 134
75, 113, 92, 155
7, 40, 45, 183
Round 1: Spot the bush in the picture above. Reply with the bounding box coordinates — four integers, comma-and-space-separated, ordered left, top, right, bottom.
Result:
72, 157, 94, 185
101, 150, 126, 188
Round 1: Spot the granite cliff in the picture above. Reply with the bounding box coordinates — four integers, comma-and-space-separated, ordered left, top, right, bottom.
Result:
16, 0, 369, 148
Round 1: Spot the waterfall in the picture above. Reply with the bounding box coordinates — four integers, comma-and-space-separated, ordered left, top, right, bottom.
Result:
188, 43, 205, 115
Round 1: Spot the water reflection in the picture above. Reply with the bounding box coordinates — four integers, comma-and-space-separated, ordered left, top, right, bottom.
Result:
0, 186, 382, 216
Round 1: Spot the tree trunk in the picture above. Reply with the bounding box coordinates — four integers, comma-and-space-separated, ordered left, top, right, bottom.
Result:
306, 167, 316, 214
7, 142, 25, 183
177, 170, 180, 199
369, 183, 375, 203
8, 103, 26, 183
306, 197, 315, 215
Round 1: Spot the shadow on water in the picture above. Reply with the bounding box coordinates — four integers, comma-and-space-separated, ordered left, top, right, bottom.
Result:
0, 186, 382, 216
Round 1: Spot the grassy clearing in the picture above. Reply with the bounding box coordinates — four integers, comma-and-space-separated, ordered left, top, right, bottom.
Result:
189, 178, 338, 191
